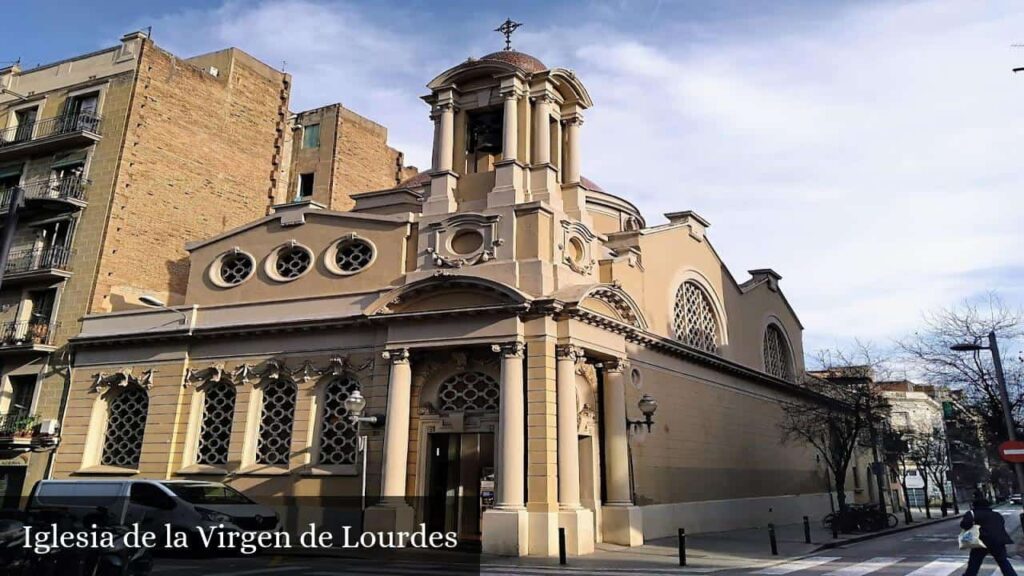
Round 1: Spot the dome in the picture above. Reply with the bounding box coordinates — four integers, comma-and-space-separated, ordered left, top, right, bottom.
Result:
480, 50, 547, 73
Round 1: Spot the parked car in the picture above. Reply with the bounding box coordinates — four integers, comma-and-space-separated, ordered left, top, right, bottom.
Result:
1009, 493, 1022, 505
27, 480, 280, 554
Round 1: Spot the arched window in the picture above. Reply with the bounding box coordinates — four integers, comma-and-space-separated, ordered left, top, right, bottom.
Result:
101, 386, 149, 468
196, 381, 236, 466
318, 376, 358, 465
256, 380, 296, 466
763, 324, 793, 380
673, 281, 720, 353
437, 372, 500, 413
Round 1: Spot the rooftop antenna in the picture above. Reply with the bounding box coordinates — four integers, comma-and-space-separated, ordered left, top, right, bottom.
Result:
146, 26, 152, 40
1012, 43, 1024, 72
494, 18, 522, 51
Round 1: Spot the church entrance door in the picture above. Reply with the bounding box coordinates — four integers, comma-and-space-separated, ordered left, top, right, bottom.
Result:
424, 432, 495, 547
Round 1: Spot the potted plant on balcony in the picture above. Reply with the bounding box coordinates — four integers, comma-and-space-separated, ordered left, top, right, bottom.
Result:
10, 414, 38, 438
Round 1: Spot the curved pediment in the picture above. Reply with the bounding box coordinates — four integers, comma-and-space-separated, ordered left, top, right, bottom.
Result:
576, 284, 648, 329
367, 275, 531, 316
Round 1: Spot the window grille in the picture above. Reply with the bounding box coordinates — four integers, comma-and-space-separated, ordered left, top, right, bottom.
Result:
256, 380, 296, 466
101, 386, 148, 468
274, 246, 312, 279
197, 382, 236, 465
318, 376, 358, 465
672, 281, 719, 353
334, 239, 374, 274
763, 325, 793, 380
220, 253, 253, 286
438, 372, 500, 413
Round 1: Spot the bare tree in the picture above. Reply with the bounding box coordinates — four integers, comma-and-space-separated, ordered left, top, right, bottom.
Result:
899, 294, 1024, 495
908, 430, 951, 518
883, 427, 914, 523
781, 345, 892, 517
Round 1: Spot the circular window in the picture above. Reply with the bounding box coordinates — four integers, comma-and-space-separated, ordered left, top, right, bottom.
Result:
567, 237, 586, 263
266, 243, 313, 282
450, 229, 484, 255
211, 250, 255, 288
326, 237, 376, 276
630, 367, 643, 389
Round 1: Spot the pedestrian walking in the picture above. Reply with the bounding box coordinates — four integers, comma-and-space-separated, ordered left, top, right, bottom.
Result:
961, 496, 1018, 576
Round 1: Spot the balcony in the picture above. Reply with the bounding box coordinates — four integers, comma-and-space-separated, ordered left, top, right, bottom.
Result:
0, 409, 59, 458
3, 245, 72, 284
0, 320, 58, 354
0, 112, 103, 160
0, 176, 89, 214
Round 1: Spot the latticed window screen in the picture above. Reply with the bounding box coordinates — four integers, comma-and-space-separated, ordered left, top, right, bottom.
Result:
334, 239, 374, 273
101, 386, 149, 468
220, 253, 253, 286
197, 382, 236, 465
763, 325, 793, 380
256, 380, 296, 466
318, 376, 358, 465
672, 281, 719, 353
438, 372, 500, 413
275, 246, 312, 279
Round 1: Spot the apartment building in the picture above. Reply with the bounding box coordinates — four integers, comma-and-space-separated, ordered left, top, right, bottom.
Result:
0, 31, 412, 507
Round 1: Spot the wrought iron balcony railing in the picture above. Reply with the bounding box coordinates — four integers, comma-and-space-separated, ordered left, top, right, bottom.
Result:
0, 176, 89, 211
0, 408, 36, 436
0, 320, 58, 347
5, 245, 71, 274
0, 112, 103, 147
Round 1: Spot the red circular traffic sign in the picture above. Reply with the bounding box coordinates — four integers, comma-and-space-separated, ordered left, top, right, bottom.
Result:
999, 441, 1024, 463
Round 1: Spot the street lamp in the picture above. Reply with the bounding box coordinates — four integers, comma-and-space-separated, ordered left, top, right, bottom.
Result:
627, 394, 658, 433
138, 294, 188, 325
343, 389, 384, 512
951, 331, 1023, 516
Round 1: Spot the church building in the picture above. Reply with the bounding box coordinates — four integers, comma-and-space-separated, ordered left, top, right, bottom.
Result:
53, 38, 832, 556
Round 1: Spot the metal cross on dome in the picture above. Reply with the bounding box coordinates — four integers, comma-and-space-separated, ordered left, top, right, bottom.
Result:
494, 18, 522, 51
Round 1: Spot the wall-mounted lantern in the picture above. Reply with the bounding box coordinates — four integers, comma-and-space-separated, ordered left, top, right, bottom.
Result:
627, 393, 658, 433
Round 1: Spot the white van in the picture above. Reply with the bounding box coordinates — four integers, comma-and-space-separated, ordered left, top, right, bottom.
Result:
27, 480, 280, 546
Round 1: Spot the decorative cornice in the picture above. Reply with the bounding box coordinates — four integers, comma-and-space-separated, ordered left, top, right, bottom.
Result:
232, 363, 257, 385
90, 368, 154, 393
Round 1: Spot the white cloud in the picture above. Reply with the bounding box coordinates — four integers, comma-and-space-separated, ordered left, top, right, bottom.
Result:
142, 0, 1024, 350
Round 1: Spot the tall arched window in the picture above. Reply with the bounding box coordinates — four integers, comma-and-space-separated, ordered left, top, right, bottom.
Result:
437, 372, 500, 413
101, 385, 149, 468
673, 281, 720, 353
318, 376, 358, 465
763, 324, 793, 381
256, 380, 296, 466
196, 381, 236, 466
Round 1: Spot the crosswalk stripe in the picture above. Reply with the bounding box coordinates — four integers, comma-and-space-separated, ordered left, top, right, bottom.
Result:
987, 562, 1024, 576
904, 558, 966, 576
754, 557, 841, 575
824, 557, 904, 576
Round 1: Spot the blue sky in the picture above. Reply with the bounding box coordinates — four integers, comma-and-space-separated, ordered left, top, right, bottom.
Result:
6, 1, 1024, 355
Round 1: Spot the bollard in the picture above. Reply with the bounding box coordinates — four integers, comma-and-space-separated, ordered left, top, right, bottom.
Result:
678, 528, 686, 566
558, 527, 567, 566
769, 523, 778, 556
831, 519, 838, 540
803, 516, 811, 544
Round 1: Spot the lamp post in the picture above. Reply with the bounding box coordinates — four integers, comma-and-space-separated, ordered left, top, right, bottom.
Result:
138, 294, 188, 325
626, 394, 659, 433
951, 331, 1023, 515
344, 389, 384, 511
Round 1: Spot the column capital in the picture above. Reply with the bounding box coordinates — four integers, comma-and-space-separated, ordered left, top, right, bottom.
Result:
382, 348, 410, 364
601, 358, 630, 374
491, 341, 525, 359
555, 344, 585, 362
562, 114, 584, 127
500, 88, 522, 100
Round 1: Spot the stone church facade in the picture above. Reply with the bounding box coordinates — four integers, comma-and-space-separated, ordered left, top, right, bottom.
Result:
53, 47, 832, 556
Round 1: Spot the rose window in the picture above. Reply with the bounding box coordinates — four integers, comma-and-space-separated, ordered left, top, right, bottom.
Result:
101, 386, 149, 468
334, 239, 375, 274
274, 245, 312, 279
438, 371, 500, 413
219, 252, 253, 286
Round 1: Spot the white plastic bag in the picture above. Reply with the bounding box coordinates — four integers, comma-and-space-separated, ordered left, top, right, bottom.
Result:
959, 524, 986, 550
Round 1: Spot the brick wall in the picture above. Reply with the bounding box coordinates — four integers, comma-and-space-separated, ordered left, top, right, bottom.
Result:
89, 42, 291, 311
328, 107, 403, 211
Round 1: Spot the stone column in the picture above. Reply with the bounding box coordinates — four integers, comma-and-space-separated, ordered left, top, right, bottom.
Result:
483, 341, 530, 556
380, 348, 411, 499
556, 345, 582, 510
502, 92, 518, 162
364, 348, 415, 535
564, 116, 582, 184
430, 110, 441, 171
601, 358, 643, 546
437, 103, 455, 172
602, 359, 631, 505
494, 341, 526, 509
532, 95, 550, 165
